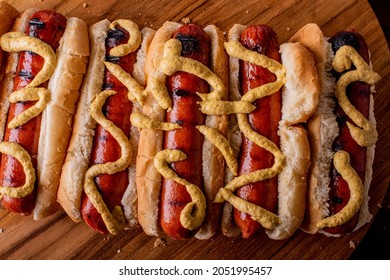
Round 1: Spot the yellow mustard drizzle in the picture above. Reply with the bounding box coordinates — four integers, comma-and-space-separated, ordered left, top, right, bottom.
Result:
7, 87, 50, 129
84, 90, 132, 235
130, 111, 182, 131
0, 32, 57, 88
146, 36, 230, 229
0, 142, 35, 199
104, 61, 147, 105
83, 21, 145, 234
197, 125, 238, 176
159, 38, 226, 102
225, 41, 286, 103
147, 74, 172, 111
317, 150, 364, 229
212, 39, 286, 229
154, 149, 206, 230
0, 32, 57, 199
198, 100, 256, 115
332, 45, 380, 147
109, 20, 142, 57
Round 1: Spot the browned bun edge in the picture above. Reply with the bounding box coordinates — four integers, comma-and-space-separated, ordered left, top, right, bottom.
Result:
136, 21, 228, 239
58, 19, 110, 222
57, 19, 154, 228
223, 24, 318, 239
34, 17, 90, 220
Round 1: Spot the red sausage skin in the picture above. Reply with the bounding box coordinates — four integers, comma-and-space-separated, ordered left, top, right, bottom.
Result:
234, 25, 282, 238
81, 26, 136, 234
325, 31, 370, 234
159, 24, 211, 239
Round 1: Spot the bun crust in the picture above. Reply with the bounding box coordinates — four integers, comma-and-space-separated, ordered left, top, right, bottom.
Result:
136, 22, 228, 238
58, 19, 110, 222
35, 17, 90, 220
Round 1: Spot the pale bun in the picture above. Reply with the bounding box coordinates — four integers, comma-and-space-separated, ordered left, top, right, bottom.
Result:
291, 23, 374, 235
222, 24, 319, 240
57, 19, 155, 229
0, 9, 89, 219
136, 21, 228, 239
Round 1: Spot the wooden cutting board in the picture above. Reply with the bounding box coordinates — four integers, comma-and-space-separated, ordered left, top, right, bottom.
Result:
0, 0, 389, 260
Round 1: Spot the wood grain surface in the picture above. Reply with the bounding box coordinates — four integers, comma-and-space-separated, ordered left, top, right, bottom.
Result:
0, 0, 389, 260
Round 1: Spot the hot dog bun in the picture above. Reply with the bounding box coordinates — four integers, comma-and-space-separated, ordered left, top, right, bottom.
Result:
0, 2, 18, 82
221, 24, 319, 239
290, 23, 376, 235
136, 21, 228, 239
57, 19, 155, 230
0, 8, 89, 219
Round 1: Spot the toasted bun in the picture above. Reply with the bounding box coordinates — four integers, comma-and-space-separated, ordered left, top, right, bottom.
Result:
136, 22, 228, 239
35, 17, 90, 220
58, 19, 110, 222
222, 25, 319, 239
57, 19, 154, 229
292, 23, 374, 235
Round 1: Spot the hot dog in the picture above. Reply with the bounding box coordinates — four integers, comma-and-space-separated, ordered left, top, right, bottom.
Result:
216, 24, 320, 239
290, 24, 380, 235
135, 21, 228, 239
0, 8, 89, 219
57, 19, 155, 234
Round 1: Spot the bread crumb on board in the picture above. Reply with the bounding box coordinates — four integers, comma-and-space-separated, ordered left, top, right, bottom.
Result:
117, 249, 122, 254
181, 17, 191, 24
154, 237, 167, 248
83, 2, 88, 8
0, 228, 4, 234
349, 240, 357, 249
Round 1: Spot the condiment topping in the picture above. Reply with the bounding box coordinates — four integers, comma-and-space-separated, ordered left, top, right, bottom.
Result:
157, 38, 225, 106
0, 32, 57, 88
7, 87, 50, 129
104, 61, 147, 105
212, 39, 286, 229
332, 45, 380, 147
0, 142, 35, 199
196, 125, 238, 176
154, 149, 206, 230
198, 100, 256, 115
317, 150, 363, 229
84, 90, 132, 235
108, 20, 142, 57
147, 33, 229, 229
130, 111, 182, 131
